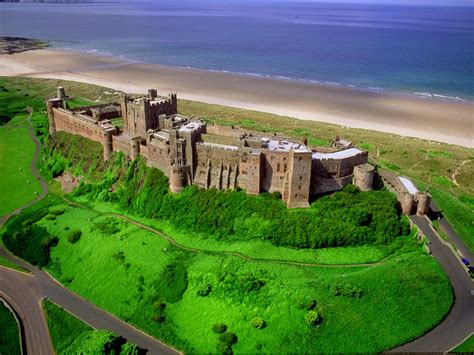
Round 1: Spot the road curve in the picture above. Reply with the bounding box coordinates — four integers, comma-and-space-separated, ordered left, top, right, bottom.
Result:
393, 215, 474, 352
0, 112, 179, 355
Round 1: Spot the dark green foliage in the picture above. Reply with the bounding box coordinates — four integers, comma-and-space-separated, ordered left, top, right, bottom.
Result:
113, 251, 125, 263
212, 323, 227, 334
251, 317, 266, 329
0, 303, 21, 355
153, 261, 188, 303
67, 230, 82, 244
255, 343, 263, 351
151, 301, 166, 323
93, 217, 121, 236
2, 209, 58, 267
306, 299, 317, 310
196, 283, 212, 297
218, 332, 238, 354
64, 149, 409, 250
332, 283, 363, 298
305, 310, 322, 326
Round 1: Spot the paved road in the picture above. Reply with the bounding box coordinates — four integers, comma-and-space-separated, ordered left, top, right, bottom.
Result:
0, 248, 179, 355
0, 267, 53, 355
0, 113, 178, 355
393, 215, 474, 352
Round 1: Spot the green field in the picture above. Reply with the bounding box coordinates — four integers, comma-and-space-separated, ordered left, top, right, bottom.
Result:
452, 334, 474, 353
43, 299, 140, 354
0, 301, 21, 355
2, 197, 453, 353
0, 115, 42, 217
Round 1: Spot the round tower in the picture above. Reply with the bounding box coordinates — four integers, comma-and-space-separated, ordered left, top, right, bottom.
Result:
353, 163, 375, 192
416, 192, 431, 216
169, 167, 187, 193
400, 192, 414, 215
103, 130, 113, 161
130, 138, 140, 160
57, 86, 67, 100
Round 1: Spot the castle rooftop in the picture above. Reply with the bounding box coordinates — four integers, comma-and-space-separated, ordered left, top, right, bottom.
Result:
262, 137, 311, 153
312, 147, 363, 160
398, 176, 418, 195
179, 121, 204, 132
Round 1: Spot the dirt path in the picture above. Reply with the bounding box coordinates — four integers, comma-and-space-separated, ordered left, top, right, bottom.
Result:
451, 159, 470, 187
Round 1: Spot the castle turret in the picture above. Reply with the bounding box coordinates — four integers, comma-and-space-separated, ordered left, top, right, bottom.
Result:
400, 192, 414, 215
353, 163, 375, 192
169, 93, 177, 114
416, 192, 431, 216
103, 129, 113, 160
285, 149, 312, 208
148, 89, 158, 99
131, 137, 141, 160
169, 166, 187, 193
57, 86, 67, 100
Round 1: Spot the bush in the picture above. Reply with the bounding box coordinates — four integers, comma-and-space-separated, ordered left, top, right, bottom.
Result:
332, 283, 363, 298
251, 317, 266, 329
152, 301, 166, 311
212, 323, 227, 334
196, 283, 212, 297
306, 298, 317, 310
305, 310, 322, 326
67, 230, 82, 244
219, 332, 238, 346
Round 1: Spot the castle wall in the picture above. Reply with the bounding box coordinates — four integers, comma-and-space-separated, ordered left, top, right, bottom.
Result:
146, 140, 170, 176
111, 135, 131, 157
52, 108, 105, 144
194, 144, 241, 190
286, 151, 312, 208
261, 151, 290, 193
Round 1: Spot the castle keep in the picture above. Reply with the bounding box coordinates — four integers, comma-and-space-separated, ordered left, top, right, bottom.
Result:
46, 87, 374, 208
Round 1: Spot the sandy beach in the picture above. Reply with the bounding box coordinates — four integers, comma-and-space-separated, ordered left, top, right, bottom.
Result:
0, 49, 472, 147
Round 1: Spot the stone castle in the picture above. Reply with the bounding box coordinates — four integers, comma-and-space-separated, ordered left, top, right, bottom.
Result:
46, 87, 410, 209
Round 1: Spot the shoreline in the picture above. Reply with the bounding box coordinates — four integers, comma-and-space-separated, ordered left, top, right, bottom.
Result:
0, 48, 472, 148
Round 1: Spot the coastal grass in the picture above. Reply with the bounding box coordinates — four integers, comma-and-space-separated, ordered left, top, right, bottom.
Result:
5, 198, 451, 353
452, 334, 474, 353
0, 115, 41, 217
0, 301, 21, 355
43, 299, 93, 354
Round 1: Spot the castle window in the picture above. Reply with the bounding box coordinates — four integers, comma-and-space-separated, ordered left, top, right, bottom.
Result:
295, 194, 298, 198
284, 164, 287, 173
299, 157, 303, 161
300, 176, 302, 181
277, 163, 280, 172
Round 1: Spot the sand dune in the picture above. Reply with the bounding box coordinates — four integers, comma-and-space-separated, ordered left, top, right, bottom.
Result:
0, 49, 472, 147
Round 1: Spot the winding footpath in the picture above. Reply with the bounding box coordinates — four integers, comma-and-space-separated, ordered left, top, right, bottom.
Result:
0, 111, 473, 353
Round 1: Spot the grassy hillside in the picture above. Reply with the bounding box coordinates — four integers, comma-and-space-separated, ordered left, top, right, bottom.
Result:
0, 301, 21, 355
2, 197, 453, 353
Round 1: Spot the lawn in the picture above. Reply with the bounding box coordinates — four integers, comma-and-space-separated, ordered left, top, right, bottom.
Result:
0, 115, 41, 217
43, 298, 140, 354
0, 301, 21, 355
2, 198, 451, 353
452, 334, 474, 353
43, 299, 93, 354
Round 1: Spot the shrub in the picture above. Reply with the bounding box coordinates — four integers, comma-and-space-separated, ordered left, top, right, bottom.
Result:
196, 283, 212, 297
219, 332, 238, 346
305, 310, 322, 326
251, 317, 266, 329
152, 301, 166, 311
67, 230, 82, 244
212, 323, 227, 334
217, 341, 232, 355
49, 209, 65, 216
306, 298, 317, 310
332, 283, 363, 298
42, 235, 59, 248
45, 214, 56, 220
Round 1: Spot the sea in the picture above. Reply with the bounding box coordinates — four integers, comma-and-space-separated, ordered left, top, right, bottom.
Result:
0, 1, 473, 101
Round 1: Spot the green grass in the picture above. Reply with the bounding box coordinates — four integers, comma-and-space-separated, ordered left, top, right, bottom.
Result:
65, 97, 97, 109
4, 198, 449, 353
0, 301, 21, 355
452, 334, 474, 353
432, 220, 449, 243
0, 116, 41, 217
43, 299, 93, 354
80, 199, 400, 265
0, 254, 29, 273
